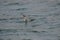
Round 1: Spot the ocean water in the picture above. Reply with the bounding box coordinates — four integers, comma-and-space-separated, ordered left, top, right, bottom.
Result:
0, 0, 60, 40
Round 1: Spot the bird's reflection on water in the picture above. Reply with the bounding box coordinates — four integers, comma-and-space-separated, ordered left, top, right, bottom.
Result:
25, 20, 28, 27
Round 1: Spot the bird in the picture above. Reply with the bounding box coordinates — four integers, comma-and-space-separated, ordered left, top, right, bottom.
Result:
20, 13, 35, 24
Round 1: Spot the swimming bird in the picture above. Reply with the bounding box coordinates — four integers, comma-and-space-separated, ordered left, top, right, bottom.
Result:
20, 13, 35, 23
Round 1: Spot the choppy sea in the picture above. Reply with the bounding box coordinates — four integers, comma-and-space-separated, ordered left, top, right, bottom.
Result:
0, 0, 60, 40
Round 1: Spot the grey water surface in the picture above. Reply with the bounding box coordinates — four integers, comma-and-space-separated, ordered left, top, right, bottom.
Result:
0, 0, 60, 40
